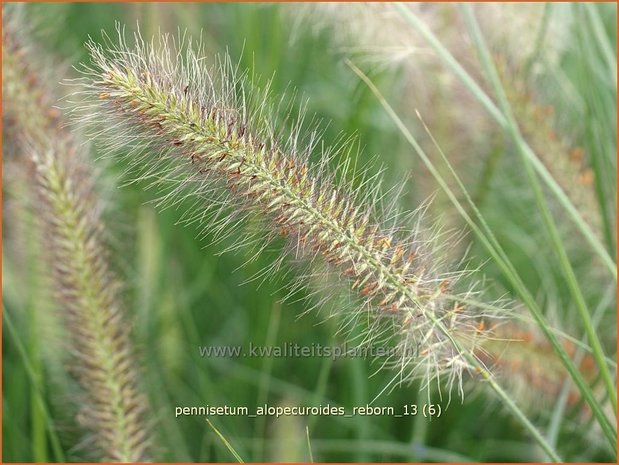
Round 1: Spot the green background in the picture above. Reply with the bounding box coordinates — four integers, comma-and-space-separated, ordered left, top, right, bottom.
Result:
3, 2, 617, 462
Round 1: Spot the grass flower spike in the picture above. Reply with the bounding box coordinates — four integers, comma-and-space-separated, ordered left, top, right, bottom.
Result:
77, 27, 500, 398
3, 13, 151, 462
29, 143, 150, 462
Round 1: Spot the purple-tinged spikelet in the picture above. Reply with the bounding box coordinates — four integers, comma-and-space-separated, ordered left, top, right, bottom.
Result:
76, 27, 501, 397
3, 11, 151, 462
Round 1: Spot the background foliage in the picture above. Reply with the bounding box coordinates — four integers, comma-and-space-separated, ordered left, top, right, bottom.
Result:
3, 2, 617, 462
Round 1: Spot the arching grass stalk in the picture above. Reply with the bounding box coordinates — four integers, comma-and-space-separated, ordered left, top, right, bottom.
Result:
2, 16, 151, 462
77, 28, 502, 408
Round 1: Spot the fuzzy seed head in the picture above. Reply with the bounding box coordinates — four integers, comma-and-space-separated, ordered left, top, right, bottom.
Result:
75, 25, 504, 399
3, 12, 151, 461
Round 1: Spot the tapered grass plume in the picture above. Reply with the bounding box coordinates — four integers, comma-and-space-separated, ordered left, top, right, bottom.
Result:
2, 14, 63, 148
496, 57, 604, 240
74, 27, 506, 398
3, 14, 151, 462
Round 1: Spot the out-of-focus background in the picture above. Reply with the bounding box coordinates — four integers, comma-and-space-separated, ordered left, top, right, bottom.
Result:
3, 2, 616, 462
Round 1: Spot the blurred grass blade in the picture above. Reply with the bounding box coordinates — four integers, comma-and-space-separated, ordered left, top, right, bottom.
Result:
394, 3, 616, 279
573, 3, 617, 254
3, 308, 65, 462
583, 3, 617, 82
524, 2, 553, 76
547, 284, 615, 454
306, 426, 314, 463
207, 419, 245, 463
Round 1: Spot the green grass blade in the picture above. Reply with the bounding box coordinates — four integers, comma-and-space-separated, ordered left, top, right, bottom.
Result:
3, 308, 65, 462
207, 419, 245, 463
546, 284, 615, 454
524, 2, 553, 77
583, 3, 617, 82
306, 426, 314, 463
